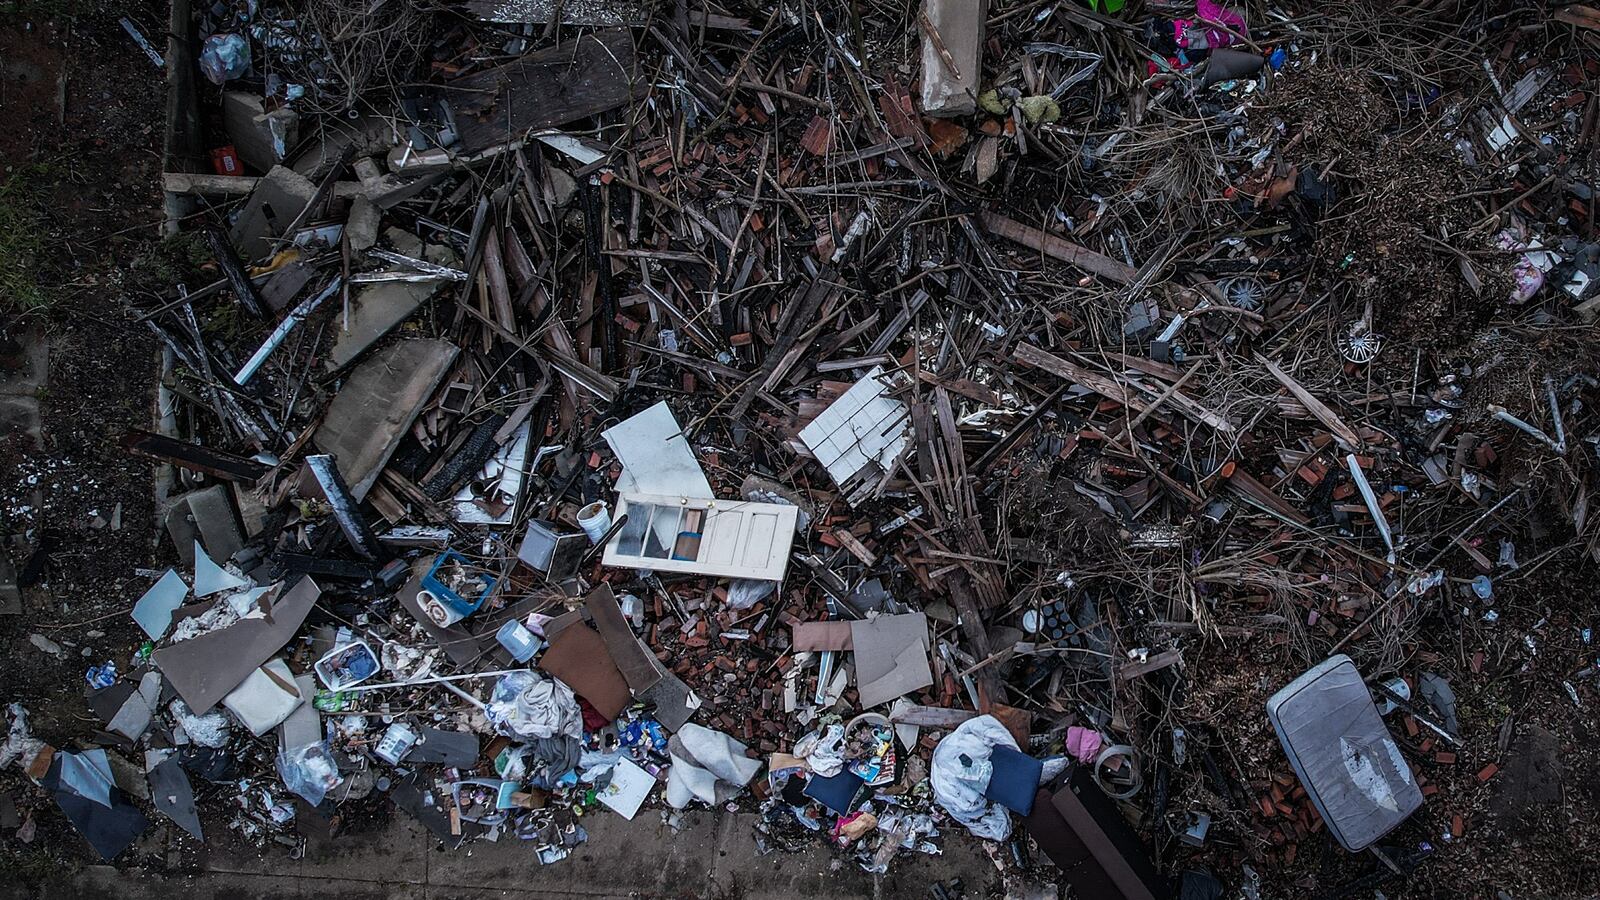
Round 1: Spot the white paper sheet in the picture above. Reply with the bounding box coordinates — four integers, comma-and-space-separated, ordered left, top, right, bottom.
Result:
596, 757, 654, 820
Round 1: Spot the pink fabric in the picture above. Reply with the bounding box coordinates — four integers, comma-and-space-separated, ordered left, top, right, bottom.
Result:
1176, 1, 1247, 49
1065, 726, 1103, 763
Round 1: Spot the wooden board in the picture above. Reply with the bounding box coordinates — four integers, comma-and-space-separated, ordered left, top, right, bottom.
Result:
981, 211, 1138, 284
451, 30, 640, 154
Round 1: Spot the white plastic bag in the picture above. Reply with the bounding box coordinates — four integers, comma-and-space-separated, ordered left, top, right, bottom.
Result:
276, 742, 341, 806
930, 714, 1016, 841
793, 723, 846, 777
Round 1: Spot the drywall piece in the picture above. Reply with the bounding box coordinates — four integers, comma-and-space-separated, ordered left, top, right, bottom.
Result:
164, 484, 245, 567
222, 659, 304, 736
132, 569, 188, 640
192, 541, 247, 597
797, 366, 911, 505
45, 750, 150, 861
153, 577, 321, 712
603, 493, 799, 581
919, 0, 986, 117
602, 401, 713, 499
277, 673, 322, 751
146, 753, 203, 840
314, 339, 460, 500
105, 672, 163, 741
850, 613, 933, 709
596, 757, 654, 819
1267, 654, 1423, 851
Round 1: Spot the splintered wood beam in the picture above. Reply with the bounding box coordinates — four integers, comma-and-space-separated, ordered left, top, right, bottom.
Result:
1012, 342, 1233, 434
981, 211, 1139, 284
121, 429, 270, 483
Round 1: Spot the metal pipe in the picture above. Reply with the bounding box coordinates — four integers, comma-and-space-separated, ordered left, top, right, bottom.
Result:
233, 277, 340, 384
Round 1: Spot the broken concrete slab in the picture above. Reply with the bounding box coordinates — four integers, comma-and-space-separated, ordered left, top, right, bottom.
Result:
229, 165, 317, 264
351, 156, 450, 211
314, 339, 459, 501
290, 115, 395, 182
919, 0, 986, 117
346, 195, 380, 252
221, 91, 300, 174
0, 328, 47, 452
328, 248, 458, 370
0, 396, 42, 450
381, 224, 424, 259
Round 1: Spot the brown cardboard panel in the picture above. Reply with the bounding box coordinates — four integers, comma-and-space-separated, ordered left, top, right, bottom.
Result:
584, 584, 662, 694
539, 622, 630, 719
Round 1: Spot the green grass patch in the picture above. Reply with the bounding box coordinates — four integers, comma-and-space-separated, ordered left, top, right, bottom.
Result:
0, 164, 58, 317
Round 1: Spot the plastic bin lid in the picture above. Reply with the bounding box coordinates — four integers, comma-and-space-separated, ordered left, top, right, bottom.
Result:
1265, 654, 1422, 851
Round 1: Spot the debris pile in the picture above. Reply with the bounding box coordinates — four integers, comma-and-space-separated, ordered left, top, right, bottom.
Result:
9, 0, 1600, 896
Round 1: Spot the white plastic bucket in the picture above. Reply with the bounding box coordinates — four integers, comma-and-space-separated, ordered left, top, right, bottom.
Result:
577, 501, 612, 544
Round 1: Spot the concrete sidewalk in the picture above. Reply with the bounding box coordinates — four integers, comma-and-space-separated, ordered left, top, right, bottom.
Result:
16, 810, 998, 899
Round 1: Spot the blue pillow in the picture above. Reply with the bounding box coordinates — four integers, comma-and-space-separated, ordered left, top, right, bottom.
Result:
984, 745, 1043, 815
804, 771, 868, 815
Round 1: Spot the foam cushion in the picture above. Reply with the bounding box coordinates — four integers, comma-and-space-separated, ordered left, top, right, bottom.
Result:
984, 745, 1044, 815
803, 771, 868, 815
